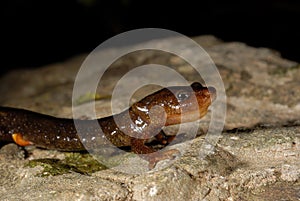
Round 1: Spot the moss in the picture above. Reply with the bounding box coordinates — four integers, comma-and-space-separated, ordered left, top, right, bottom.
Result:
74, 92, 110, 105
25, 153, 107, 177
64, 152, 108, 174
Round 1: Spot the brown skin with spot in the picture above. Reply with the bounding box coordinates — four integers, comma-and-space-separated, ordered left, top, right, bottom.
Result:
0, 82, 216, 167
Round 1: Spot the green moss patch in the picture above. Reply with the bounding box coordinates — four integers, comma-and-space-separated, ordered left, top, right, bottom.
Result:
25, 153, 107, 177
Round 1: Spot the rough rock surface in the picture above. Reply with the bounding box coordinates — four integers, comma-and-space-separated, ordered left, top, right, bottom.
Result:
0, 35, 299, 200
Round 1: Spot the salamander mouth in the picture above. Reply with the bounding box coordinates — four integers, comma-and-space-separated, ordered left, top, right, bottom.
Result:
165, 107, 209, 126
208, 86, 217, 102
165, 100, 211, 126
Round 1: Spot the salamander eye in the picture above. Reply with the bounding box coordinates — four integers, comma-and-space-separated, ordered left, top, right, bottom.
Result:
176, 91, 190, 102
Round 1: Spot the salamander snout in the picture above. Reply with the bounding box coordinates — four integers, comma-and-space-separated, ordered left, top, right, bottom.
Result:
207, 86, 217, 102
191, 82, 217, 102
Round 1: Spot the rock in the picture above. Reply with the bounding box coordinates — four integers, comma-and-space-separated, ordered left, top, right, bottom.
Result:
0, 35, 299, 200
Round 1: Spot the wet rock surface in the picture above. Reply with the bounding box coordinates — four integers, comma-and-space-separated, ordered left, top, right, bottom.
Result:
0, 35, 299, 200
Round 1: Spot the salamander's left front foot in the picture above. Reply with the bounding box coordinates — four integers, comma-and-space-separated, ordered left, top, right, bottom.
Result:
131, 138, 179, 169
141, 149, 179, 169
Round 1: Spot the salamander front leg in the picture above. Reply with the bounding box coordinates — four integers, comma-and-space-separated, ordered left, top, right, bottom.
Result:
131, 138, 179, 169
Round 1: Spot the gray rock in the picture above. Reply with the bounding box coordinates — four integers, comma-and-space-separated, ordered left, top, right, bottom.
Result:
0, 35, 299, 200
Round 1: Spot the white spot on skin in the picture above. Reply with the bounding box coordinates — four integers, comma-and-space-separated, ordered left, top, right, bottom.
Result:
136, 106, 149, 113
135, 116, 144, 125
130, 121, 147, 133
170, 104, 180, 110
149, 186, 157, 196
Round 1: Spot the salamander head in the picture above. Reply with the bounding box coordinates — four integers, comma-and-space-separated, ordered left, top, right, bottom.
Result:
134, 82, 216, 126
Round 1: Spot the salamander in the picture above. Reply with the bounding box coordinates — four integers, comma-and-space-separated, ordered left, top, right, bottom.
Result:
0, 82, 216, 168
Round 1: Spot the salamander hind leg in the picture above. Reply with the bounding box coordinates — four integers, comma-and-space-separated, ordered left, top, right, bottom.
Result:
12, 133, 32, 146
131, 138, 179, 169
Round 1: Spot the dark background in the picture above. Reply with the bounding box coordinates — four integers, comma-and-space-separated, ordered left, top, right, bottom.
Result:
2, 0, 299, 74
